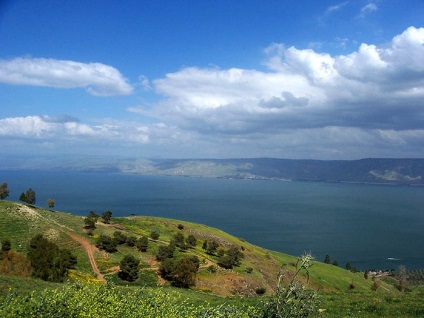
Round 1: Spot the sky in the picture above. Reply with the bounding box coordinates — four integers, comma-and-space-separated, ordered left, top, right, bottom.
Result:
0, 0, 423, 161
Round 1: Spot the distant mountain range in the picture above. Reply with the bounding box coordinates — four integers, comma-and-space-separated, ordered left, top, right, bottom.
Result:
118, 158, 424, 185
2, 157, 424, 185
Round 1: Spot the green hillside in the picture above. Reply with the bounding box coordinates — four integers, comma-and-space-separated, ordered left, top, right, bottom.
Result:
1, 200, 423, 317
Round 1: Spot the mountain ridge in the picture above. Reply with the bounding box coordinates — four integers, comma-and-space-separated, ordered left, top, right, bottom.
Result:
2, 157, 424, 185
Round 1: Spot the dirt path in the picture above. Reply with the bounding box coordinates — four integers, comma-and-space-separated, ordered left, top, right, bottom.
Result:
66, 231, 106, 283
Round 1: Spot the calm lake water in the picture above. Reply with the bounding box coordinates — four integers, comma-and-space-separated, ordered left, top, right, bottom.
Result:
1, 170, 423, 270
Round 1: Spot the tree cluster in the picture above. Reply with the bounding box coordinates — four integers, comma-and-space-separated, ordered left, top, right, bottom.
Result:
202, 239, 244, 269
96, 231, 149, 254
154, 231, 202, 288
27, 234, 77, 282
19, 188, 36, 205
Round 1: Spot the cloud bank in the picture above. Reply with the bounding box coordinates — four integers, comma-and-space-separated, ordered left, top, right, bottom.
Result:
1, 27, 424, 159
0, 57, 133, 96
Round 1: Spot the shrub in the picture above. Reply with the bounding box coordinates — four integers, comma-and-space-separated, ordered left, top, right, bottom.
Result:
150, 231, 160, 240
256, 287, 266, 295
261, 253, 319, 318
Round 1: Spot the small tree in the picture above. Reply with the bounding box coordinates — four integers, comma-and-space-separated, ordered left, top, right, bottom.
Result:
84, 211, 99, 234
172, 232, 186, 250
113, 231, 127, 245
0, 182, 10, 200
20, 188, 36, 205
96, 235, 118, 253
136, 236, 149, 252
150, 231, 160, 240
159, 256, 199, 288
324, 254, 331, 264
119, 255, 140, 282
186, 234, 197, 247
202, 239, 219, 255
156, 244, 175, 261
332, 259, 338, 267
102, 210, 112, 224
47, 199, 55, 209
126, 236, 137, 247
346, 262, 352, 271
172, 256, 199, 287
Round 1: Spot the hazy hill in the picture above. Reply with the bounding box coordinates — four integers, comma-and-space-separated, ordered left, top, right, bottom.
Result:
120, 158, 424, 185
2, 156, 423, 185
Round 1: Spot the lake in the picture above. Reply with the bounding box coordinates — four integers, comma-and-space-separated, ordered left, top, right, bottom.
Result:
1, 169, 423, 270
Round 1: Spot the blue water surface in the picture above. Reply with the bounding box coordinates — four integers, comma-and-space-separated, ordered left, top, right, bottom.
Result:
1, 170, 423, 270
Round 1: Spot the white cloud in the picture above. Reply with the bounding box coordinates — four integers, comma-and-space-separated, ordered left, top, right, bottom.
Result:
325, 1, 349, 15
359, 3, 377, 18
0, 57, 133, 96
2, 27, 424, 159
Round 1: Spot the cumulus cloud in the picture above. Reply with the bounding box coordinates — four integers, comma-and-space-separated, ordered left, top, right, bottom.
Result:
138, 27, 424, 137
3, 27, 424, 159
0, 57, 133, 96
0, 115, 152, 143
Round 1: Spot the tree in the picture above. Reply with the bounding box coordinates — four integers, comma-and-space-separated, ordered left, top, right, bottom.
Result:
47, 199, 55, 209
84, 211, 99, 234
113, 231, 127, 245
159, 256, 199, 288
19, 188, 36, 205
324, 255, 331, 264
27, 234, 77, 282
345, 262, 352, 271
202, 239, 219, 255
218, 246, 244, 269
136, 236, 149, 252
172, 256, 199, 287
186, 234, 197, 247
126, 236, 137, 247
156, 244, 175, 261
96, 235, 118, 253
118, 255, 140, 282
171, 232, 186, 250
0, 182, 10, 200
102, 210, 112, 224
332, 259, 338, 267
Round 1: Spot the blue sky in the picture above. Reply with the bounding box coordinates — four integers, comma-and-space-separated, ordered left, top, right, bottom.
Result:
0, 1, 423, 161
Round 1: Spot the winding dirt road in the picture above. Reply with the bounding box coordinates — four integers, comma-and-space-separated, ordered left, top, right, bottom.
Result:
66, 231, 106, 283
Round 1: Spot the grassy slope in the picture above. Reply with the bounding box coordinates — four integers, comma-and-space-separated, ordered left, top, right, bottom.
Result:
1, 200, 423, 317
